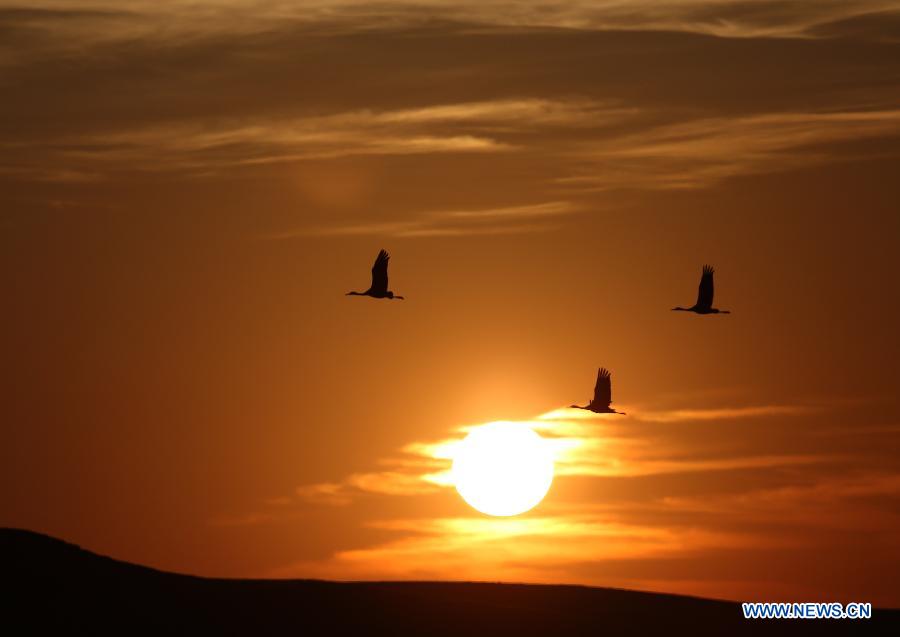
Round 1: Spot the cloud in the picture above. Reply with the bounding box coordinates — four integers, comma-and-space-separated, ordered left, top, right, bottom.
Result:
563, 109, 900, 190
266, 514, 776, 581
556, 453, 828, 478
228, 402, 900, 599
3, 98, 618, 181
9, 100, 900, 202
346, 470, 446, 495
531, 408, 829, 478
4, 1, 898, 44
279, 201, 578, 238
296, 466, 449, 506
650, 472, 900, 534
55, 120, 508, 168
4, 8, 900, 201
632, 404, 812, 423
293, 403, 826, 508
295, 481, 356, 506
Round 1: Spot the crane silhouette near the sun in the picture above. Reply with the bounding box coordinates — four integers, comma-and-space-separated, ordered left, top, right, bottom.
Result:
672, 264, 730, 314
571, 367, 625, 415
346, 249, 405, 300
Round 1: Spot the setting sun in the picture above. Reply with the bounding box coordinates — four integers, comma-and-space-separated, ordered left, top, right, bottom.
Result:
451, 422, 555, 516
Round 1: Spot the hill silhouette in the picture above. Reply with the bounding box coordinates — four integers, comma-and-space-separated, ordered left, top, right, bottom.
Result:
3, 528, 894, 635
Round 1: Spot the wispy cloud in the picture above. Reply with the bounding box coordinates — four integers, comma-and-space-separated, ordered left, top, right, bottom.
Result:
58, 121, 508, 168
11, 101, 900, 202
295, 446, 456, 506
294, 403, 824, 506
277, 201, 578, 239
3, 98, 618, 181
221, 401, 900, 600
295, 482, 355, 506
632, 405, 813, 423
5, 3, 900, 197
267, 513, 777, 581
4, 1, 897, 44
564, 109, 900, 190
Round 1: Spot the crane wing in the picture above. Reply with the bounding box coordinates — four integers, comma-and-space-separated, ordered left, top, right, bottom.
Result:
593, 367, 612, 409
369, 249, 390, 295
696, 264, 714, 310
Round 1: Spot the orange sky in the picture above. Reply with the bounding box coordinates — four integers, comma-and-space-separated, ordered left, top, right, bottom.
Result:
2, 0, 900, 607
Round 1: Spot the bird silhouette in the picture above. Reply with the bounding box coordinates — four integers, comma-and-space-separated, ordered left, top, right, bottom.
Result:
672, 265, 730, 314
571, 367, 625, 414
346, 249, 405, 300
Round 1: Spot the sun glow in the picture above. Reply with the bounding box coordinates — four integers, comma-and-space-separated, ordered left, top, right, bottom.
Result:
451, 422, 555, 516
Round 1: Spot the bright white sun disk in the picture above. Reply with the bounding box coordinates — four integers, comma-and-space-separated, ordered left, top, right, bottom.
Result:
451, 422, 554, 516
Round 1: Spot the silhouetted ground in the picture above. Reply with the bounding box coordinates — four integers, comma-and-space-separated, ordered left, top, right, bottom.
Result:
3, 528, 896, 635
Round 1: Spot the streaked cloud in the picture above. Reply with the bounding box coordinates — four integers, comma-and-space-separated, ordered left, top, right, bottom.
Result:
9, 102, 900, 203
296, 454, 452, 506
51, 118, 508, 168
279, 405, 899, 594
278, 201, 578, 238
268, 514, 778, 581
658, 472, 900, 523
295, 481, 355, 506
564, 109, 900, 190
3, 1, 898, 44
4, 5, 900, 205
632, 404, 812, 423
3, 99, 618, 181
295, 403, 828, 505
